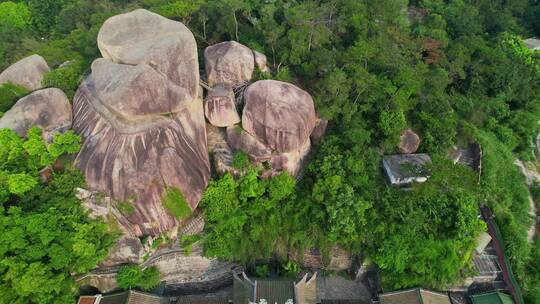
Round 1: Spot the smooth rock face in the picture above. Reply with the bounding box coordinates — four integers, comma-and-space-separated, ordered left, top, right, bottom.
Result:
225, 80, 317, 176
0, 88, 72, 140
0, 54, 50, 91
242, 80, 317, 153
204, 85, 240, 127
311, 118, 328, 144
74, 9, 210, 236
226, 126, 272, 162
399, 129, 421, 154
204, 41, 255, 87
99, 236, 143, 267
253, 50, 269, 72
97, 9, 199, 96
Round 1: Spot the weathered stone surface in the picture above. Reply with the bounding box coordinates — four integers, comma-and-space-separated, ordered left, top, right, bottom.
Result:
0, 88, 72, 140
311, 118, 328, 144
253, 50, 269, 72
77, 273, 118, 294
97, 9, 199, 95
226, 126, 272, 162
99, 236, 143, 267
0, 54, 50, 91
290, 246, 354, 271
242, 80, 317, 153
73, 9, 210, 236
204, 41, 255, 87
90, 58, 193, 117
273, 138, 311, 175
398, 128, 421, 154
204, 84, 240, 127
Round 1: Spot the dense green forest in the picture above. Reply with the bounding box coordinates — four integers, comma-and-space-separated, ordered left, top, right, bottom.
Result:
1, 0, 540, 303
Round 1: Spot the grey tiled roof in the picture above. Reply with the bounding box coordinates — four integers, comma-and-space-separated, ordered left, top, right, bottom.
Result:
256, 279, 295, 304
99, 290, 169, 304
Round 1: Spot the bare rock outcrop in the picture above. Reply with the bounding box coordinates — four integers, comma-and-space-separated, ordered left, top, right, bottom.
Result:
73, 9, 210, 237
225, 80, 317, 176
398, 129, 421, 154
99, 236, 143, 267
0, 88, 72, 140
253, 50, 269, 72
204, 41, 255, 88
242, 80, 317, 153
0, 54, 50, 91
311, 118, 328, 144
204, 84, 240, 127
97, 9, 198, 95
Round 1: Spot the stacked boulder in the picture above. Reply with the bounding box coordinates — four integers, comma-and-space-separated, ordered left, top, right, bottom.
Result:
203, 41, 319, 177
0, 54, 50, 91
0, 55, 73, 141
72, 9, 210, 237
0, 88, 72, 141
398, 128, 421, 154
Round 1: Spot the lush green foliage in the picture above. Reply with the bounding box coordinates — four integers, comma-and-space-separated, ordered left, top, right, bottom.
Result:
0, 128, 114, 304
0, 82, 28, 115
116, 265, 161, 291
202, 168, 296, 262
232, 150, 250, 170
162, 186, 192, 219
42, 61, 84, 100
2, 0, 540, 299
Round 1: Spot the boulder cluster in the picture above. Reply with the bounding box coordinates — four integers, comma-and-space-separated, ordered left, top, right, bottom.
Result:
0, 55, 73, 142
203, 40, 323, 177
0, 9, 325, 240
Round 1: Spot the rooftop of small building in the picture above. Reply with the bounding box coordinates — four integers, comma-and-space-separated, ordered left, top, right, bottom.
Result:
524, 37, 540, 49
379, 287, 451, 304
469, 291, 514, 304
382, 154, 432, 182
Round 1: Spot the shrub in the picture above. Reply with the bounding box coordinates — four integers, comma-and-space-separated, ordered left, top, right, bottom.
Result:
116, 265, 142, 290
232, 150, 250, 170
0, 82, 28, 113
254, 264, 269, 278
138, 266, 161, 291
280, 260, 300, 277
162, 187, 192, 219
116, 265, 160, 291
42, 61, 84, 100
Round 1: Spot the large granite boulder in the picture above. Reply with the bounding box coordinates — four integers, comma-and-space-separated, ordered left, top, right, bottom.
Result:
226, 80, 317, 176
226, 126, 272, 162
0, 88, 72, 140
204, 41, 255, 87
0, 55, 50, 91
399, 129, 421, 154
73, 9, 210, 237
242, 80, 317, 153
97, 9, 198, 95
204, 84, 240, 127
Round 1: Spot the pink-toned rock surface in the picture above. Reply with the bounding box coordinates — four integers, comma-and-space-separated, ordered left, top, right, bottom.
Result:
99, 236, 143, 267
0, 54, 50, 91
73, 9, 209, 236
242, 80, 317, 153
225, 80, 317, 176
253, 50, 269, 72
0, 88, 72, 140
226, 126, 272, 162
204, 84, 240, 127
399, 128, 421, 154
311, 118, 328, 144
97, 9, 199, 95
204, 41, 255, 87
